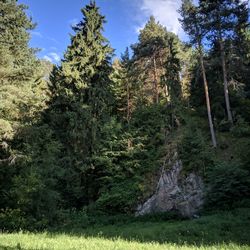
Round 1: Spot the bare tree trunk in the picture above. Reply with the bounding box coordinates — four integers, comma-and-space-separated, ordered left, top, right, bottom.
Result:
219, 39, 233, 124
199, 45, 217, 148
153, 55, 159, 104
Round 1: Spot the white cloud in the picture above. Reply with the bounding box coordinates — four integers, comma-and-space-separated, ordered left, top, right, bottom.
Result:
43, 55, 53, 63
68, 18, 79, 27
49, 52, 60, 62
135, 0, 184, 36
43, 53, 60, 63
31, 31, 43, 38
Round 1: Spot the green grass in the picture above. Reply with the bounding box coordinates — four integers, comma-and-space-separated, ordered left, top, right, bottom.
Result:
0, 208, 250, 250
0, 233, 248, 250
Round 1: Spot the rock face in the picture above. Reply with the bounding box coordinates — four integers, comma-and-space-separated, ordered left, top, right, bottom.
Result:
136, 153, 204, 218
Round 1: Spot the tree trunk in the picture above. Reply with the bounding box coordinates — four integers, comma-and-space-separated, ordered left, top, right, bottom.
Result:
219, 38, 233, 124
199, 45, 217, 148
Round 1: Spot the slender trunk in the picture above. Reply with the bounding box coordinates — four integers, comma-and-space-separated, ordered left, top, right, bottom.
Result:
219, 38, 233, 124
153, 55, 159, 104
199, 44, 217, 148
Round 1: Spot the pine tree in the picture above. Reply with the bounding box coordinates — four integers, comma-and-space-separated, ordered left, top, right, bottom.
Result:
199, 0, 244, 124
179, 0, 217, 147
46, 1, 114, 208
0, 0, 57, 225
132, 16, 168, 104
231, 1, 250, 100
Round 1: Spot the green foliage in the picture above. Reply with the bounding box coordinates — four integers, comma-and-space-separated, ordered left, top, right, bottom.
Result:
0, 0, 52, 228
218, 119, 231, 132
179, 124, 214, 174
231, 117, 250, 137
46, 1, 114, 209
206, 162, 250, 210
95, 181, 140, 214
0, 0, 250, 232
162, 36, 182, 104
0, 209, 26, 231
92, 105, 169, 214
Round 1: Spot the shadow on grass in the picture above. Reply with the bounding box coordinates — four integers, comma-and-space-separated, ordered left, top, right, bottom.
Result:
48, 208, 250, 247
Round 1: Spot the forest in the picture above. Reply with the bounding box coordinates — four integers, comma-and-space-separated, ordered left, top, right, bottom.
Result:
0, 0, 250, 249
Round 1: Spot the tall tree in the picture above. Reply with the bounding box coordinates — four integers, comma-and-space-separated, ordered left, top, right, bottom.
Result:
231, 1, 250, 100
0, 0, 36, 183
179, 0, 217, 147
162, 36, 182, 104
162, 36, 182, 127
46, 1, 113, 208
199, 0, 246, 124
0, 0, 56, 223
132, 16, 168, 104
110, 48, 133, 123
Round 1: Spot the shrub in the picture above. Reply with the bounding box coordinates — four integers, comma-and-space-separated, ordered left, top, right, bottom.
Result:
0, 209, 26, 231
179, 126, 214, 174
231, 117, 250, 137
218, 119, 231, 132
205, 162, 250, 210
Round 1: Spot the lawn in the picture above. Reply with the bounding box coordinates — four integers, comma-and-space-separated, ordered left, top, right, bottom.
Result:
0, 208, 250, 250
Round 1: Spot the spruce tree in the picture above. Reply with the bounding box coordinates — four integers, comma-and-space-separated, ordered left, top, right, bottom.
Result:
162, 36, 182, 127
110, 48, 133, 123
46, 1, 113, 208
163, 36, 182, 104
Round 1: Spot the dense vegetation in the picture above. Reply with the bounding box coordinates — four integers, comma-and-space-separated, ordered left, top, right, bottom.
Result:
0, 0, 250, 242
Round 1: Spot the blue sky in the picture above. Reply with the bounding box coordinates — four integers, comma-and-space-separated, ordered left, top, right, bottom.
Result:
18, 0, 185, 63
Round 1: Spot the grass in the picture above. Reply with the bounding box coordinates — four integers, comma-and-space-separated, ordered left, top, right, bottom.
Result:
0, 233, 248, 250
0, 208, 250, 250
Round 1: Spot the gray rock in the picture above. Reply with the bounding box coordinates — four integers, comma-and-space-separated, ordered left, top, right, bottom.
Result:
136, 153, 204, 218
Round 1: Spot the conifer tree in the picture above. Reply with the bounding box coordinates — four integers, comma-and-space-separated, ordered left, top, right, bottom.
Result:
46, 1, 113, 208
163, 36, 182, 104
179, 0, 217, 147
0, 0, 39, 173
199, 0, 245, 124
111, 48, 133, 123
162, 36, 182, 127
132, 16, 168, 104
0, 0, 55, 223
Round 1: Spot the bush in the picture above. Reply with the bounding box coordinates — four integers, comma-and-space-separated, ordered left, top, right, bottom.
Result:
95, 180, 140, 214
0, 208, 54, 231
231, 117, 250, 137
179, 126, 214, 174
218, 119, 231, 132
56, 208, 90, 229
0, 209, 27, 231
205, 162, 250, 210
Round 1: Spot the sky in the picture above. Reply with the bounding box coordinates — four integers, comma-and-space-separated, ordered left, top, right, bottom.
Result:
18, 0, 186, 63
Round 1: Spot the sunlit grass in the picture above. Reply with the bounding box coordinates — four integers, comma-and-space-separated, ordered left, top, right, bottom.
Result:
1, 208, 250, 250
0, 232, 249, 250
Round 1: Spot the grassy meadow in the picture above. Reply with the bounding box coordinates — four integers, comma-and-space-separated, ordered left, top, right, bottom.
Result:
0, 208, 249, 250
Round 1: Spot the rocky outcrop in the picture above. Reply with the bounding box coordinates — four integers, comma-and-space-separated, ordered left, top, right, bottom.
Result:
136, 153, 204, 218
